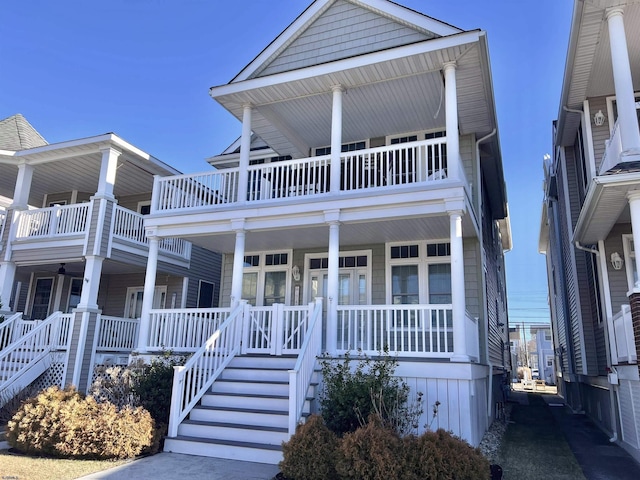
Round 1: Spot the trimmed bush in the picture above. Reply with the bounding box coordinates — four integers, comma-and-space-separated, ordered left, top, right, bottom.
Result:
401, 429, 490, 480
7, 386, 154, 459
335, 416, 404, 480
279, 415, 339, 480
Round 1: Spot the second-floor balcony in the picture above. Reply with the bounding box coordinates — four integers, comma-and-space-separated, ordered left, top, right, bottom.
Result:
10, 202, 190, 260
152, 138, 458, 213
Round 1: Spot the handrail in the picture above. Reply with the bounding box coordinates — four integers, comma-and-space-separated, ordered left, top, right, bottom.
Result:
96, 315, 139, 352
288, 299, 323, 434
167, 302, 246, 437
0, 312, 24, 349
0, 312, 68, 394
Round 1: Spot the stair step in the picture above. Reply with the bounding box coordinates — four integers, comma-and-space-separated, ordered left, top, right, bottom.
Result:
211, 378, 289, 396
164, 435, 283, 464
178, 419, 289, 445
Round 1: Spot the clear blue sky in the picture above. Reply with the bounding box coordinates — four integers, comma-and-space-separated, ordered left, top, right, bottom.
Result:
0, 0, 574, 326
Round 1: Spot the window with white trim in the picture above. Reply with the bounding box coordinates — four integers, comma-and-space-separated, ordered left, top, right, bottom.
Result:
242, 251, 292, 306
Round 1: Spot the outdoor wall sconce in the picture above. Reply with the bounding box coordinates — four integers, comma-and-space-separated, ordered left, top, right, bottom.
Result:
291, 265, 301, 281
593, 109, 606, 127
611, 252, 624, 270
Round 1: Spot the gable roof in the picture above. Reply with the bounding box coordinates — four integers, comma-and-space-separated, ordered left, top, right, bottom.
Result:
0, 114, 48, 151
232, 0, 463, 82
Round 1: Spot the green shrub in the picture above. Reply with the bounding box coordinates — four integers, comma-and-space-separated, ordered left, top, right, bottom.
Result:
6, 386, 155, 459
130, 351, 188, 426
319, 351, 422, 436
280, 415, 339, 480
401, 429, 490, 480
335, 415, 404, 480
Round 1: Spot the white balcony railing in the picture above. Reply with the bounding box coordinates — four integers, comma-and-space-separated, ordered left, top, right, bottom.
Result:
336, 304, 455, 358
610, 304, 637, 364
153, 139, 450, 212
599, 119, 622, 175
112, 205, 190, 259
15, 203, 91, 239
96, 315, 140, 352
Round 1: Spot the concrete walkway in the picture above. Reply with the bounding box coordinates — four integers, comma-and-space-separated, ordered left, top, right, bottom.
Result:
75, 453, 280, 480
509, 390, 640, 480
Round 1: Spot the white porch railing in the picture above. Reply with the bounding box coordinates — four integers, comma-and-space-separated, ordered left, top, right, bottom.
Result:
96, 315, 139, 352
336, 304, 455, 358
0, 312, 24, 349
599, 119, 622, 175
288, 299, 323, 434
168, 302, 245, 437
0, 312, 72, 394
15, 203, 91, 239
112, 206, 191, 259
146, 308, 233, 351
610, 305, 637, 364
152, 139, 451, 212
242, 303, 315, 355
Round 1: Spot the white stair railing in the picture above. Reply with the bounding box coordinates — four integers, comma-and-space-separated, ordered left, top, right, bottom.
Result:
288, 299, 323, 434
0, 312, 24, 349
168, 302, 246, 437
0, 312, 71, 394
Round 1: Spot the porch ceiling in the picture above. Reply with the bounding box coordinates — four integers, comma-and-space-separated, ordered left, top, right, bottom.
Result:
210, 32, 497, 160
178, 213, 474, 254
558, 0, 640, 146
0, 135, 178, 207
574, 172, 640, 244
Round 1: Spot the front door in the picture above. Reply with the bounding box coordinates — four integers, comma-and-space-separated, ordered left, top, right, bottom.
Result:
124, 286, 167, 318
31, 278, 54, 319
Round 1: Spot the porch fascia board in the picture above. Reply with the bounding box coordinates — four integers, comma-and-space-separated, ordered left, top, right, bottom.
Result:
10, 237, 87, 251
211, 30, 482, 105
144, 185, 469, 237
574, 171, 640, 244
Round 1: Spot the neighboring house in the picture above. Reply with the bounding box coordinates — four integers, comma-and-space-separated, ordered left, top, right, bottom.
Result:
539, 0, 640, 462
530, 324, 555, 385
138, 0, 511, 463
0, 114, 221, 395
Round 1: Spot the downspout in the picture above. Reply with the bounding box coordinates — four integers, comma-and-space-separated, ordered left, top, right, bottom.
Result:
476, 128, 497, 423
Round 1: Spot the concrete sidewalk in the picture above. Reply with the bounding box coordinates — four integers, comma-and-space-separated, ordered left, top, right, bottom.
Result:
75, 453, 280, 480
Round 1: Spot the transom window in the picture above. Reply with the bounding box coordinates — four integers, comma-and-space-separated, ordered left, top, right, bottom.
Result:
315, 141, 367, 156
308, 255, 368, 269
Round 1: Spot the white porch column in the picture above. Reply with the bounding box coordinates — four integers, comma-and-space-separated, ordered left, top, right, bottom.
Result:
443, 62, 460, 180
238, 104, 252, 203
230, 221, 246, 307
0, 262, 17, 310
77, 255, 104, 310
137, 234, 159, 351
12, 163, 34, 210
606, 7, 640, 156
97, 147, 121, 199
449, 210, 469, 362
628, 192, 640, 293
326, 210, 340, 353
330, 86, 343, 194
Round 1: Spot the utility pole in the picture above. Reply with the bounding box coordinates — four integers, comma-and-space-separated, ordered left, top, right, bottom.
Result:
521, 322, 529, 367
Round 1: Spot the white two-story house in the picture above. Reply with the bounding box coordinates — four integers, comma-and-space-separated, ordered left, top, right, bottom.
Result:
540, 0, 640, 463
0, 114, 221, 396
136, 0, 511, 464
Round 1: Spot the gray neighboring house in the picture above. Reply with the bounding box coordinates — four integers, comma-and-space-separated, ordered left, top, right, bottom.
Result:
540, 0, 640, 463
0, 114, 221, 395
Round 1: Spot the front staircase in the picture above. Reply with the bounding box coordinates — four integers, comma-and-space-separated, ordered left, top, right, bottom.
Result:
164, 354, 316, 464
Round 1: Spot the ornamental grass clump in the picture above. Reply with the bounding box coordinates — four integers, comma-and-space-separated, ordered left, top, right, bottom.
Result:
6, 385, 154, 460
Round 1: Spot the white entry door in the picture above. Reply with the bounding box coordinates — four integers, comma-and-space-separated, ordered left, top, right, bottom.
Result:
124, 286, 167, 318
